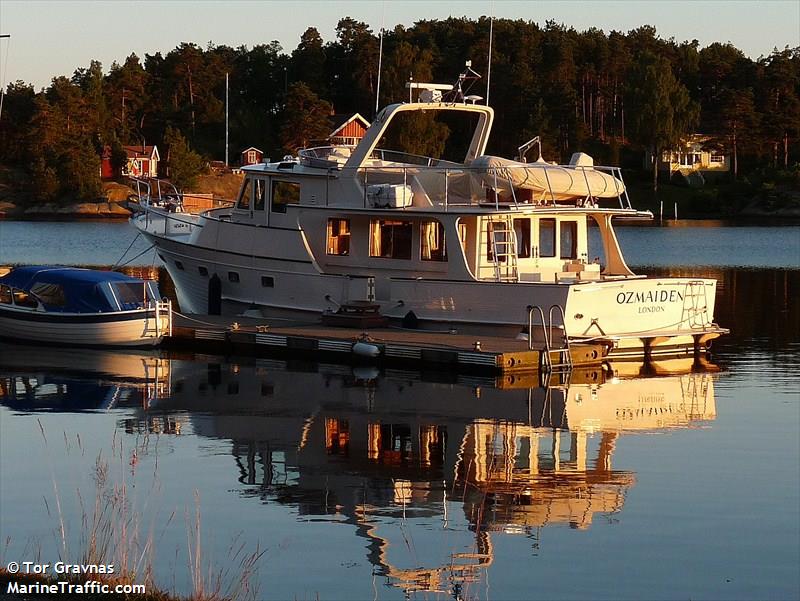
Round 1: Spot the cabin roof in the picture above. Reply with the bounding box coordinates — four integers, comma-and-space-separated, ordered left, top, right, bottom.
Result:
0, 267, 149, 313
1, 266, 144, 289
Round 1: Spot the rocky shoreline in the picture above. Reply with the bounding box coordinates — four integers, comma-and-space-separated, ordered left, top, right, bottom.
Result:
0, 200, 132, 219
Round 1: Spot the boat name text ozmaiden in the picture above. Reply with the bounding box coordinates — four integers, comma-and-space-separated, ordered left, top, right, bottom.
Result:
616, 290, 684, 304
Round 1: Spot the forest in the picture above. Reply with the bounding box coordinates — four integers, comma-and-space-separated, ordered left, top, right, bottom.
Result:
0, 16, 798, 206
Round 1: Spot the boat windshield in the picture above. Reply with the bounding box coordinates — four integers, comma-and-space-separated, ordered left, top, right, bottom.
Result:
107, 281, 160, 310
378, 109, 482, 165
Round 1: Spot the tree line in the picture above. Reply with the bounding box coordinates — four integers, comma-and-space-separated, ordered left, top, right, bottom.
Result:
0, 17, 798, 201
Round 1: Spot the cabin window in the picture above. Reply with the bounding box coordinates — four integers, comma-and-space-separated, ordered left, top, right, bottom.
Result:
326, 218, 351, 255
458, 222, 468, 253
0, 285, 11, 304
254, 179, 267, 211
30, 283, 67, 307
12, 290, 38, 308
539, 218, 556, 258
272, 180, 300, 213
513, 218, 531, 258
113, 282, 155, 307
261, 276, 274, 288
228, 271, 240, 283
198, 266, 208, 277
369, 220, 413, 260
560, 221, 578, 259
237, 179, 252, 210
420, 221, 447, 261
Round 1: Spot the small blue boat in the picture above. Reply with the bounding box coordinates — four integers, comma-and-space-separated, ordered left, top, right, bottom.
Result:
0, 266, 172, 347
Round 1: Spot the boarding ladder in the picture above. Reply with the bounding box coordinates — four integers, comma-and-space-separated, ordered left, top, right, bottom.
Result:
528, 304, 573, 375
680, 280, 710, 329
487, 215, 519, 282
144, 300, 173, 340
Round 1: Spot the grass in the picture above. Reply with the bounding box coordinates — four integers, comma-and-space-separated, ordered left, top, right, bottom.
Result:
0, 421, 265, 601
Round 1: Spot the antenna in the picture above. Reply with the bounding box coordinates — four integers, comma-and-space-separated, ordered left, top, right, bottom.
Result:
486, 11, 494, 106
445, 60, 481, 103
374, 1, 385, 116
225, 72, 229, 166
0, 34, 10, 122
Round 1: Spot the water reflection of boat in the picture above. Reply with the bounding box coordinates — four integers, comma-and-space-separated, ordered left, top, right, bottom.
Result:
142, 357, 716, 596
0, 342, 171, 412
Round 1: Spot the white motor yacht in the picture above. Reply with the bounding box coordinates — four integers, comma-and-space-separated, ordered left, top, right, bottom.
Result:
131, 76, 727, 357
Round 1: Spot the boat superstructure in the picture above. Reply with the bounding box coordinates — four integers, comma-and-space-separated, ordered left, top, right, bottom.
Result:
132, 76, 726, 356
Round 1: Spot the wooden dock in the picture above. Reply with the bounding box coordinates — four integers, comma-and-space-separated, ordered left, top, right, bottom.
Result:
166, 314, 607, 375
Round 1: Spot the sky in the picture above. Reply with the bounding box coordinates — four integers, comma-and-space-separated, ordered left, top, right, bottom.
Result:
0, 0, 798, 90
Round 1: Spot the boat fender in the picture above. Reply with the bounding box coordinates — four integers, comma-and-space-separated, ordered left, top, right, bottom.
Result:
352, 342, 381, 358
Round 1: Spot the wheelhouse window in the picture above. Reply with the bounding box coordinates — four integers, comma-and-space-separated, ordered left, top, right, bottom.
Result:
369, 220, 412, 259
30, 283, 66, 307
326, 218, 351, 255
539, 219, 556, 258
12, 290, 38, 308
272, 180, 300, 213
560, 221, 578, 259
420, 220, 447, 261
112, 282, 157, 309
236, 179, 252, 210
513, 218, 531, 258
254, 179, 267, 211
0, 285, 11, 304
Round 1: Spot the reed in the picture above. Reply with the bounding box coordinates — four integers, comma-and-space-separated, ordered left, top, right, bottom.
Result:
3, 423, 265, 600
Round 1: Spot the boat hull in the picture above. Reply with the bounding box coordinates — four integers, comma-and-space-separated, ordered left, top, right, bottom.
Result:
140, 228, 724, 355
0, 307, 170, 347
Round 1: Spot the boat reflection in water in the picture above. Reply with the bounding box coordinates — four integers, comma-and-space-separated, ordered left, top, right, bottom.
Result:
0, 342, 171, 419
0, 344, 717, 597
144, 355, 715, 596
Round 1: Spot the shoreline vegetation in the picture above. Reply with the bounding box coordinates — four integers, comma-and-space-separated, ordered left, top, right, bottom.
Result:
0, 170, 243, 219
2, 169, 799, 220
0, 17, 798, 223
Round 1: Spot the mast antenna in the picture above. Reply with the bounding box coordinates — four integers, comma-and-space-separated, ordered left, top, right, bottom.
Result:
0, 34, 10, 122
374, 2, 385, 116
486, 7, 494, 106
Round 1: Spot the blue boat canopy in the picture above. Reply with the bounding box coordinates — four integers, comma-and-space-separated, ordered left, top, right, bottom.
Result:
0, 266, 159, 313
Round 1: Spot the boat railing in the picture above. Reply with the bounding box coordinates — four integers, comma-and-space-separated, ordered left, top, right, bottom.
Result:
355, 162, 632, 211
130, 177, 235, 216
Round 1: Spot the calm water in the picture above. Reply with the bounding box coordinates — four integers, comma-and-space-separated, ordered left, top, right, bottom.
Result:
0, 221, 798, 600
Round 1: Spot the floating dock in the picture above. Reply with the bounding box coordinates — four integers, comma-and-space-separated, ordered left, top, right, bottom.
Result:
166, 314, 607, 375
